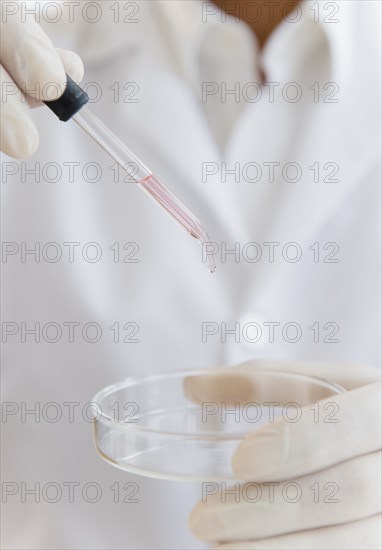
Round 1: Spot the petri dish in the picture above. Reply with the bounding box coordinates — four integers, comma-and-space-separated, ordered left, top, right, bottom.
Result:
91, 368, 345, 482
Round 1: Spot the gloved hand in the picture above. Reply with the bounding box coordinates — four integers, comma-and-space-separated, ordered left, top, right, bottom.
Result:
188, 360, 382, 549
0, 3, 84, 158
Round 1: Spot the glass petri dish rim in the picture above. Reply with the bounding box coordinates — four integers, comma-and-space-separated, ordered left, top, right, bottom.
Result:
91, 368, 346, 438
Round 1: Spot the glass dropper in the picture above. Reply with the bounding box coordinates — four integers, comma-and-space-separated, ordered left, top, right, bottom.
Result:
44, 75, 216, 273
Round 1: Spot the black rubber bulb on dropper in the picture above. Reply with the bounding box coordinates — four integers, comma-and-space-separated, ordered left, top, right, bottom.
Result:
44, 74, 89, 121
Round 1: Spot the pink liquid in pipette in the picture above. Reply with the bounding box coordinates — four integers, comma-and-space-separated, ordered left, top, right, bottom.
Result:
138, 174, 216, 273
71, 109, 214, 271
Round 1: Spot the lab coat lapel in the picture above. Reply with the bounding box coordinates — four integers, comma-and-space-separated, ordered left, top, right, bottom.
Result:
220, 0, 381, 250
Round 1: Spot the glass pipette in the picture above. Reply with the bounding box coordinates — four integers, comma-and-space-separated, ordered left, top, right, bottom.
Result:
44, 76, 216, 273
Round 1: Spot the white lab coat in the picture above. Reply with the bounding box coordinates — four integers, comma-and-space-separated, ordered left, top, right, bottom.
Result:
2, 1, 381, 548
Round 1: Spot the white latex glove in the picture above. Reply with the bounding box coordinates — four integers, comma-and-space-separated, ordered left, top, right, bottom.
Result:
0, 2, 84, 158
188, 360, 382, 549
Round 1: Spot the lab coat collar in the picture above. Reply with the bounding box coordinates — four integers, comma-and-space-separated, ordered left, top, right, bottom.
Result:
156, 0, 333, 86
